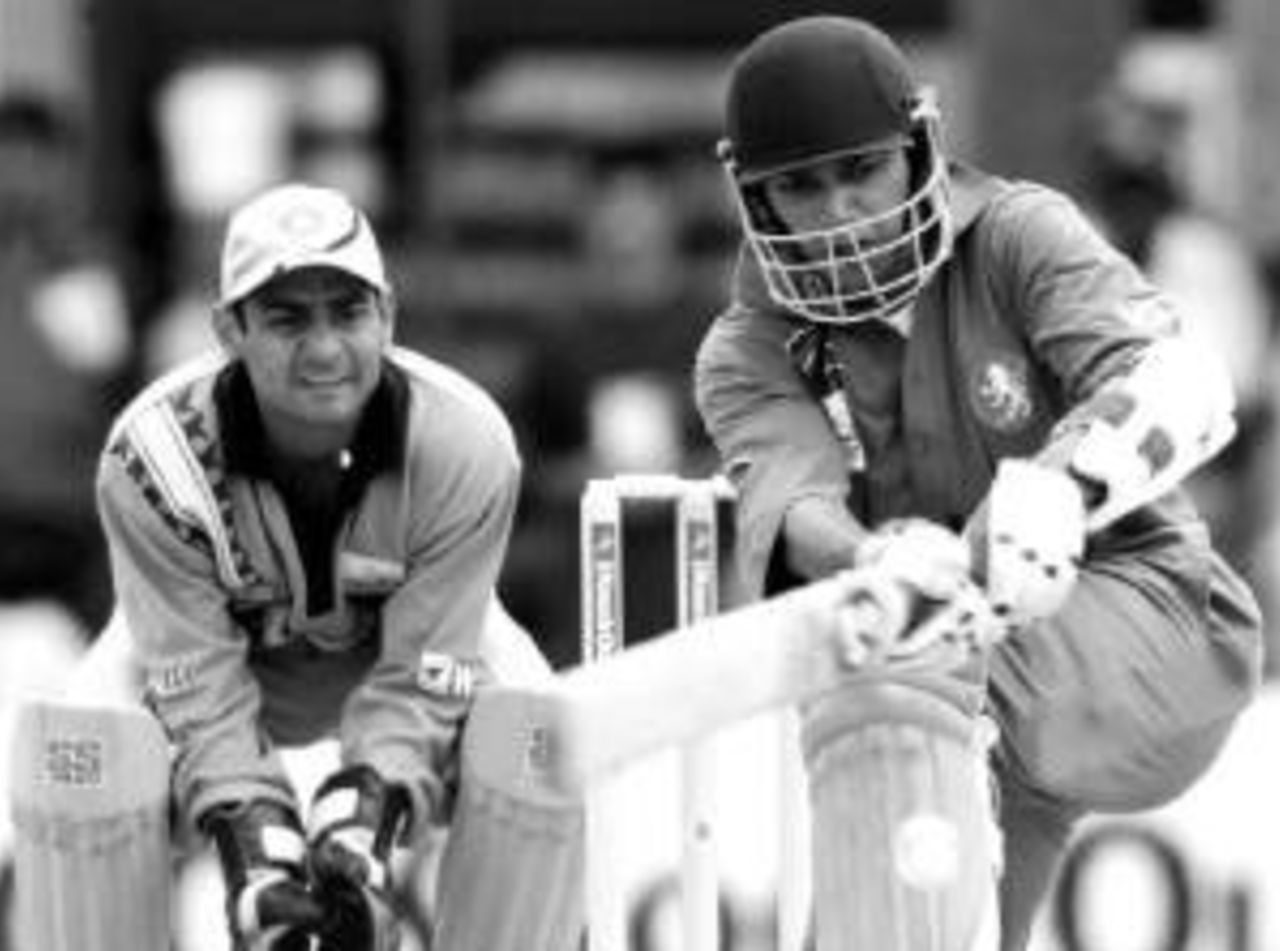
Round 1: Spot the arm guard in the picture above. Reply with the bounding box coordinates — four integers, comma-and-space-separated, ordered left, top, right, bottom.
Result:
1043, 336, 1235, 531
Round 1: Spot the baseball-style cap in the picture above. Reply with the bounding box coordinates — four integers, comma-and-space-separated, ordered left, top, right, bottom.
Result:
218, 183, 388, 307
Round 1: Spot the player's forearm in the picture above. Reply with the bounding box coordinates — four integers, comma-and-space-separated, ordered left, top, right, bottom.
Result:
108, 582, 293, 827
781, 494, 871, 581
341, 673, 468, 831
176, 700, 299, 828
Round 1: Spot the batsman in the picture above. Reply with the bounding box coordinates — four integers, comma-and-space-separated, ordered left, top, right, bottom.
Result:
37, 182, 575, 951
696, 15, 1263, 951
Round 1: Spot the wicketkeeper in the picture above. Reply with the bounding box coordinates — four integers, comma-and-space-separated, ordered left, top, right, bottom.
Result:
696, 15, 1263, 951
87, 182, 573, 950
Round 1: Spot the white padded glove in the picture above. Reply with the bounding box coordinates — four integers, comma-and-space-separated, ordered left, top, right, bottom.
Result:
854, 517, 973, 604
966, 459, 1086, 633
839, 517, 997, 670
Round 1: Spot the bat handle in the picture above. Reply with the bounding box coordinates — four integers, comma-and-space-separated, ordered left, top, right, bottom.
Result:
834, 570, 913, 668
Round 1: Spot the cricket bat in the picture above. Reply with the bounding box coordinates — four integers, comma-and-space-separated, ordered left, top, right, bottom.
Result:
441, 563, 989, 951
462, 566, 955, 801
434, 569, 872, 951
9, 697, 171, 951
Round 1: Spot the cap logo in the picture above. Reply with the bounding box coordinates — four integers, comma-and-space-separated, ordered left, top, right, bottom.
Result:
280, 205, 326, 236
219, 184, 384, 305
275, 204, 362, 253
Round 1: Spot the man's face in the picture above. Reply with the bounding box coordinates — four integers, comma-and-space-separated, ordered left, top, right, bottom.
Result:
219, 266, 392, 451
759, 141, 912, 297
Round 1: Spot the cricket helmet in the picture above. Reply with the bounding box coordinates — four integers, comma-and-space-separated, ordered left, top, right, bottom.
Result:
719, 16, 953, 324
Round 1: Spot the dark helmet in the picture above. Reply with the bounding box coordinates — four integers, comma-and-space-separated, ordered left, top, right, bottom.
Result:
719, 16, 953, 324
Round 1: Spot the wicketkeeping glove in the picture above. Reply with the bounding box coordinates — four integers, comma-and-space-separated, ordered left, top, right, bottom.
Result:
307, 764, 413, 951
965, 458, 1087, 633
202, 799, 326, 951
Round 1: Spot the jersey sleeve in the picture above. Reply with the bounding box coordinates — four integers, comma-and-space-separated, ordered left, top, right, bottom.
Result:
337, 384, 523, 829
95, 437, 295, 827
694, 301, 852, 598
982, 186, 1237, 527
984, 185, 1180, 400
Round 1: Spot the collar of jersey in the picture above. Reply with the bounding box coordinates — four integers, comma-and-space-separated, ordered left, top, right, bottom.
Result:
214, 357, 408, 483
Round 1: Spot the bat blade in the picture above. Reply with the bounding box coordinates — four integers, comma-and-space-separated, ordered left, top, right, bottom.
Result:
464, 571, 886, 799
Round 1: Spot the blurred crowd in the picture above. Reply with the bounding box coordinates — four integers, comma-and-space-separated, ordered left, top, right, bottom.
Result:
0, 38, 1275, 679
1, 39, 1280, 680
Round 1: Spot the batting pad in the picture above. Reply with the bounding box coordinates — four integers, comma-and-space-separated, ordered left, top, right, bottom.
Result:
10, 698, 171, 951
801, 681, 1001, 951
431, 755, 585, 951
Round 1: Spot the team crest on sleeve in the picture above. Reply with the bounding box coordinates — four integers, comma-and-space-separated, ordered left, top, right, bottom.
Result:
969, 352, 1035, 433
145, 655, 201, 700
416, 651, 478, 700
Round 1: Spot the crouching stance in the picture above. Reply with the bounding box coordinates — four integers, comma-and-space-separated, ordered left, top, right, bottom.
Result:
10, 182, 581, 951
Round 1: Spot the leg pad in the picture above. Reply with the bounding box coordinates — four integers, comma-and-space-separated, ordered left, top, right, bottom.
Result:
802, 682, 1001, 951
432, 763, 584, 951
10, 699, 170, 951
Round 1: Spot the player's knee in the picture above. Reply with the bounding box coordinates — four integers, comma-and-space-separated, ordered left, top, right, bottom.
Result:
799, 678, 999, 849
800, 677, 979, 757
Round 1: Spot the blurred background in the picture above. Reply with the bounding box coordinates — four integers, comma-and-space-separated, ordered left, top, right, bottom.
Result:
1, 0, 1278, 665
1, 0, 1280, 947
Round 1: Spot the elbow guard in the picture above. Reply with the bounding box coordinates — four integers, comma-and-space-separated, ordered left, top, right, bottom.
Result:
1054, 337, 1235, 531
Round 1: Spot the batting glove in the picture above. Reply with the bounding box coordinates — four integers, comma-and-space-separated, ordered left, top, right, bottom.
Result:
202, 799, 325, 951
307, 764, 412, 951
855, 517, 973, 595
966, 458, 1086, 633
838, 517, 994, 668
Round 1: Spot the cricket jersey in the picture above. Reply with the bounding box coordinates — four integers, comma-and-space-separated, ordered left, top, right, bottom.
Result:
698, 164, 1227, 598
96, 346, 522, 829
